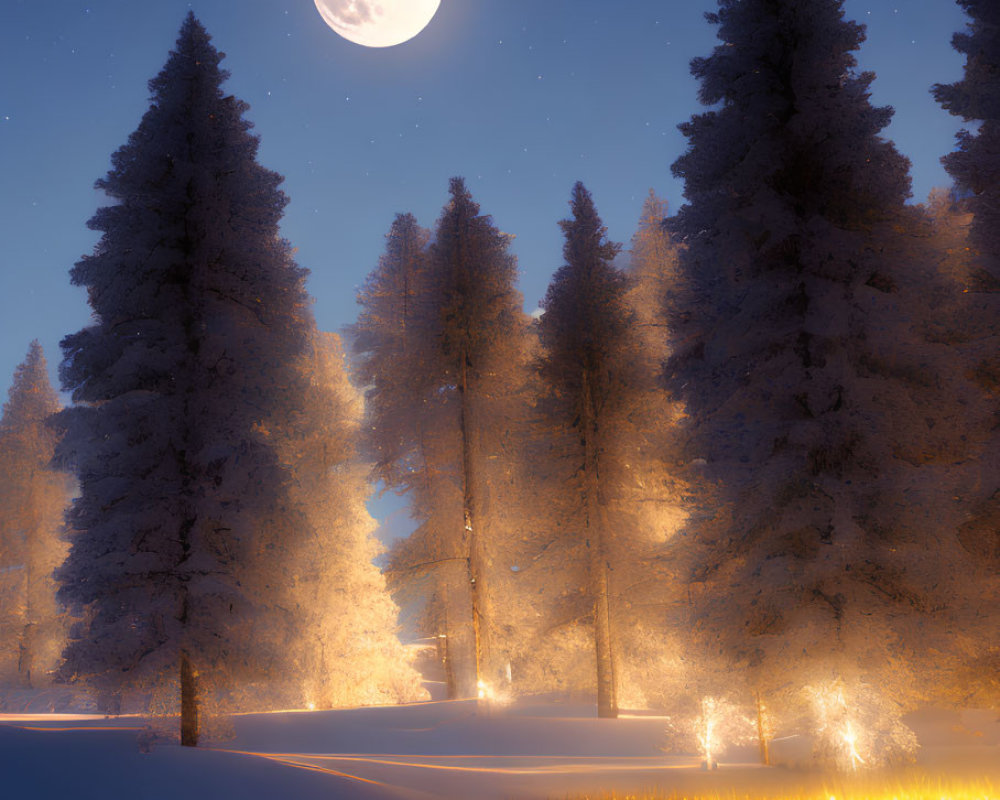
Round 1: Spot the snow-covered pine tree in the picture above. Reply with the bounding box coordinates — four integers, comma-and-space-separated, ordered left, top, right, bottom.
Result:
352, 213, 433, 494
628, 191, 678, 335
614, 193, 691, 711
932, 0, 1000, 706
504, 191, 691, 711
423, 182, 532, 698
535, 182, 630, 718
666, 0, 982, 762
274, 331, 427, 709
506, 192, 688, 708
353, 213, 470, 696
359, 180, 528, 699
0, 342, 73, 689
55, 14, 313, 746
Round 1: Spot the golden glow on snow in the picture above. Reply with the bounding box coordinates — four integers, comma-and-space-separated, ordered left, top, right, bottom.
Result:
841, 720, 865, 771
570, 776, 998, 799
698, 697, 717, 768
682, 696, 756, 767
0, 713, 119, 722
809, 684, 877, 771
475, 679, 511, 706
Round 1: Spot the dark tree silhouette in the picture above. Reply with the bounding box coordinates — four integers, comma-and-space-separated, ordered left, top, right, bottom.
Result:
932, 0, 1000, 706
666, 0, 980, 763
56, 14, 312, 746
536, 182, 629, 718
934, 0, 1000, 285
352, 213, 432, 492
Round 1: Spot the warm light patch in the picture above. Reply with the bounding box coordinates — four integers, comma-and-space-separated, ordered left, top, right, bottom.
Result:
663, 695, 756, 766
568, 781, 998, 800
475, 679, 511, 706
841, 720, 864, 771
0, 713, 131, 722
810, 684, 869, 771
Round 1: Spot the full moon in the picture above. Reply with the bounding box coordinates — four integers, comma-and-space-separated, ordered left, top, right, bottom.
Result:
314, 0, 441, 48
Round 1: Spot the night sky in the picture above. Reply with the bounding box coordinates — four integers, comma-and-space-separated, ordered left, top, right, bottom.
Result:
0, 0, 972, 528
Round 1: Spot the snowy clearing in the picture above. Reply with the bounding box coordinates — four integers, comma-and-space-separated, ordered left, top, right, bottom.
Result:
2, 699, 998, 799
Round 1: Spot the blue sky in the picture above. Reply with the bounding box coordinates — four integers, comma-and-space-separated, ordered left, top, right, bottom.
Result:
0, 0, 972, 529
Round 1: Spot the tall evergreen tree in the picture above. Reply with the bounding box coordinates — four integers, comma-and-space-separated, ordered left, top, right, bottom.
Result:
667, 0, 979, 762
359, 180, 527, 698
628, 191, 678, 333
518, 189, 687, 712
55, 14, 313, 746
932, 0, 1000, 706
352, 213, 433, 494
275, 331, 427, 709
614, 193, 690, 711
354, 212, 469, 695
0, 342, 73, 689
536, 182, 629, 718
427, 178, 526, 696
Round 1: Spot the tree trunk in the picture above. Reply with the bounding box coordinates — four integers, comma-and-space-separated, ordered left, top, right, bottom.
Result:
438, 589, 458, 700
178, 510, 198, 746
592, 554, 617, 718
458, 356, 486, 697
18, 476, 38, 689
16, 622, 35, 689
756, 691, 771, 765
180, 651, 199, 747
583, 369, 617, 719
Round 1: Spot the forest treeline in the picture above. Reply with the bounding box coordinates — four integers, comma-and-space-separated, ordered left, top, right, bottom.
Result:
0, 0, 997, 763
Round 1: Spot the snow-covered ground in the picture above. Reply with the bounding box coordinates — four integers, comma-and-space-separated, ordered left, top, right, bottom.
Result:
1, 698, 998, 799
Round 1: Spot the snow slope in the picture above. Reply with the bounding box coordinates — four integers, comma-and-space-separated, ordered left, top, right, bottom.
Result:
1, 700, 998, 799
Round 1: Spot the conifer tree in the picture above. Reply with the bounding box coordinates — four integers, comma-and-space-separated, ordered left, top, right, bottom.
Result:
275, 332, 427, 709
536, 182, 629, 718
628, 191, 678, 333
614, 193, 690, 710
503, 192, 686, 708
354, 213, 469, 695
352, 213, 433, 494
55, 14, 312, 746
358, 180, 527, 698
427, 178, 527, 696
667, 0, 979, 760
0, 342, 73, 689
933, 0, 1000, 705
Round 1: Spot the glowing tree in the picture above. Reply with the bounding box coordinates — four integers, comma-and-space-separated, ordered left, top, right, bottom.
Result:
627, 191, 678, 332
612, 192, 690, 711
56, 15, 313, 746
274, 332, 427, 709
356, 181, 528, 698
0, 342, 73, 689
666, 0, 981, 761
423, 178, 526, 699
354, 211, 471, 696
